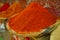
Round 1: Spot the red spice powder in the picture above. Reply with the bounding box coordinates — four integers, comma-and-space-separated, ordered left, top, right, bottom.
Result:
8, 2, 57, 33
0, 3, 10, 12
0, 2, 23, 18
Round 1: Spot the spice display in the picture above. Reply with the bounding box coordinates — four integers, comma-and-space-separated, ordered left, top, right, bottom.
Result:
0, 2, 23, 18
8, 2, 57, 34
0, 3, 10, 12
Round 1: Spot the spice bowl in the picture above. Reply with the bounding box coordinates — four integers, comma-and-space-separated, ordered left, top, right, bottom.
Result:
5, 19, 60, 40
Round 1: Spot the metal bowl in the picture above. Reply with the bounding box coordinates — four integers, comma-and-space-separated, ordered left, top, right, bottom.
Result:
5, 19, 60, 40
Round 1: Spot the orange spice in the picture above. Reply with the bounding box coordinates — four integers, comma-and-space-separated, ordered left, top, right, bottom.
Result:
8, 2, 57, 34
0, 2, 23, 18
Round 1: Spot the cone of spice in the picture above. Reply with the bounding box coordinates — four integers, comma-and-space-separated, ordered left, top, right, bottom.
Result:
7, 2, 57, 36
0, 2, 23, 18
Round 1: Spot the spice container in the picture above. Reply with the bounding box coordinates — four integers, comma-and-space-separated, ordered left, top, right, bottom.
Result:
6, 20, 60, 40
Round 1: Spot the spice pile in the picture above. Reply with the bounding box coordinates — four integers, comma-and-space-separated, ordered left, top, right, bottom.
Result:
0, 2, 23, 18
8, 2, 57, 34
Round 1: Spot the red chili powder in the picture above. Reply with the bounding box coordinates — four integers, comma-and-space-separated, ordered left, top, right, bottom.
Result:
0, 2, 23, 18
0, 3, 10, 12
8, 2, 57, 33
